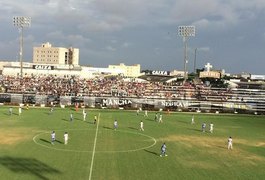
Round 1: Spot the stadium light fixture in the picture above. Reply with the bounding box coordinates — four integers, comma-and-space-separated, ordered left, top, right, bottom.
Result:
178, 26, 195, 82
13, 16, 31, 78
194, 48, 197, 74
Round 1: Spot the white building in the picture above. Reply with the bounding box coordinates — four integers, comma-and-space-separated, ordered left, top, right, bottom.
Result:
170, 70, 184, 77
2, 62, 82, 77
108, 63, 141, 77
1, 43, 142, 78
2, 62, 141, 79
33, 42, 79, 65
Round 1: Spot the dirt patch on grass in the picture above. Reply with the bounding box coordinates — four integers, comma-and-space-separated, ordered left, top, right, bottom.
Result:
179, 159, 220, 169
256, 142, 265, 147
0, 128, 33, 145
158, 135, 265, 167
158, 135, 227, 149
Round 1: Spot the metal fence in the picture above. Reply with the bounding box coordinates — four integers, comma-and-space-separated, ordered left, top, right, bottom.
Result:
1, 93, 265, 114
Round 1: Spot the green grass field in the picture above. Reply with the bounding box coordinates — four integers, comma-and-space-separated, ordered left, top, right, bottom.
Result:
0, 107, 265, 180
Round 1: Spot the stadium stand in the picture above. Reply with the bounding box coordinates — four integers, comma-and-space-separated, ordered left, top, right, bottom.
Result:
0, 75, 265, 114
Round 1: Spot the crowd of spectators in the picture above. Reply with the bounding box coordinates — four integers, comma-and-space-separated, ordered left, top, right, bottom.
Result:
0, 75, 165, 98
0, 75, 264, 103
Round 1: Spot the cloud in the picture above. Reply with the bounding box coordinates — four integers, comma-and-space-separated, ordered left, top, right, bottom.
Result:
192, 19, 210, 29
105, 46, 116, 51
78, 21, 124, 33
198, 47, 210, 52
46, 31, 91, 47
169, 0, 265, 31
1, 0, 265, 73
3, 0, 265, 33
46, 31, 64, 40
121, 42, 131, 48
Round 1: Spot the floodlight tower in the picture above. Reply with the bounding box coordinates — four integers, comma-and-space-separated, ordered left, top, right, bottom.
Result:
13, 16, 31, 78
178, 26, 195, 82
194, 48, 197, 74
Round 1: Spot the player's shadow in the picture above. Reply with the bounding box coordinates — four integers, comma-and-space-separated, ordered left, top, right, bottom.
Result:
86, 121, 95, 124
55, 140, 63, 144
39, 138, 51, 144
128, 126, 138, 130
74, 118, 82, 121
62, 118, 74, 122
144, 149, 159, 156
103, 126, 113, 130
4, 113, 19, 116
0, 156, 61, 180
215, 145, 227, 149
144, 118, 155, 122
187, 128, 202, 132
177, 120, 188, 124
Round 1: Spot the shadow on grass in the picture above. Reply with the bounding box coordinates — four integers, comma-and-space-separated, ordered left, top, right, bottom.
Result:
4, 113, 18, 116
128, 126, 138, 130
144, 149, 159, 156
103, 126, 113, 130
215, 145, 227, 149
74, 118, 82, 121
40, 139, 63, 144
61, 118, 78, 122
55, 140, 63, 144
0, 156, 61, 180
177, 120, 188, 124
45, 112, 57, 115
61, 118, 70, 122
40, 138, 50, 144
86, 121, 95, 125
144, 118, 155, 122
187, 128, 202, 132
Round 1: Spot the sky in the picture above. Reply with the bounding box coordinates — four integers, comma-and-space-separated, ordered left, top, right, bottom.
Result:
0, 0, 265, 74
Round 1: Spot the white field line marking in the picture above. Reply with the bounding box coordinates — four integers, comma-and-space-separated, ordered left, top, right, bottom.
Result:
32, 129, 156, 153
89, 113, 100, 180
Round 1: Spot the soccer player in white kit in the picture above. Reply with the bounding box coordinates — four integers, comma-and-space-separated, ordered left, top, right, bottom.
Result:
136, 109, 140, 116
158, 114, 163, 123
191, 115, 195, 124
70, 113, 73, 122
144, 110, 148, 117
140, 120, 144, 131
114, 119, 118, 130
18, 107, 22, 116
9, 107, 13, 115
64, 132, 69, 145
154, 113, 158, 121
49, 106, 54, 115
83, 111, 87, 121
209, 122, 214, 133
228, 136, 233, 150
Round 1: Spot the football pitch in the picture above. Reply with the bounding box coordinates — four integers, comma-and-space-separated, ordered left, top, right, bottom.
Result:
0, 107, 264, 180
